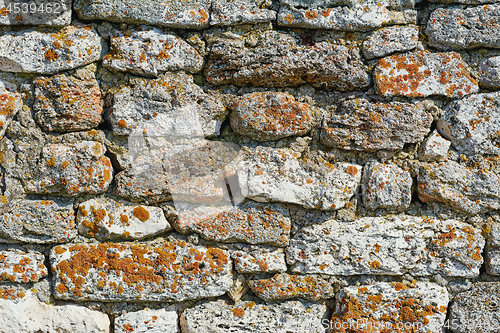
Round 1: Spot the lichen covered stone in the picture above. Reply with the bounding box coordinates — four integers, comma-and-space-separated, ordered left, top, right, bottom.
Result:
418, 130, 451, 162
115, 309, 179, 333
0, 89, 22, 139
0, 249, 47, 283
363, 25, 419, 59
211, 0, 276, 26
233, 248, 287, 273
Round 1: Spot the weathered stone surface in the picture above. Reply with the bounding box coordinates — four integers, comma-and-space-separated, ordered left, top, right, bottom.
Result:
0, 0, 72, 26
441, 91, 500, 156
103, 26, 203, 77
321, 98, 433, 151
373, 51, 478, 98
0, 89, 22, 139
480, 56, 500, 89
74, 0, 210, 28
449, 282, 500, 332
229, 92, 313, 141
418, 130, 451, 162
109, 73, 226, 137
0, 249, 47, 283
0, 284, 110, 332
33, 74, 103, 132
277, 0, 416, 31
233, 248, 287, 273
24, 141, 113, 196
486, 223, 500, 275
174, 202, 291, 247
248, 273, 334, 302
180, 299, 328, 333
331, 282, 448, 333
77, 199, 171, 241
211, 0, 276, 26
115, 309, 179, 333
227, 274, 248, 302
287, 215, 484, 277
362, 161, 412, 211
0, 25, 105, 74
238, 147, 361, 210
51, 241, 232, 302
427, 5, 500, 50
418, 161, 500, 215
362, 25, 419, 59
0, 199, 76, 244
206, 29, 369, 90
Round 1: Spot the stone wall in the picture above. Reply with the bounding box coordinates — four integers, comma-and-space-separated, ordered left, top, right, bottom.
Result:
0, 0, 500, 332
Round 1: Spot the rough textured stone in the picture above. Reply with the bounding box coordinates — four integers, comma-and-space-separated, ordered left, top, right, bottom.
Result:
331, 282, 448, 333
321, 98, 433, 151
0, 284, 110, 332
77, 198, 171, 241
277, 0, 416, 31
115, 309, 179, 333
24, 141, 113, 196
33, 74, 103, 132
233, 248, 287, 273
238, 147, 361, 210
248, 273, 334, 302
109, 73, 226, 137
229, 92, 313, 141
0, 25, 105, 74
0, 0, 72, 26
74, 0, 210, 28
449, 282, 500, 332
362, 25, 419, 59
227, 274, 249, 302
51, 241, 232, 302
206, 29, 369, 90
418, 130, 451, 162
362, 161, 412, 211
427, 5, 500, 50
174, 202, 291, 247
373, 51, 478, 98
0, 249, 47, 283
211, 0, 276, 26
287, 215, 484, 277
180, 299, 328, 333
0, 199, 76, 244
441, 91, 500, 156
486, 223, 500, 275
0, 89, 22, 139
103, 26, 203, 77
418, 161, 500, 215
480, 56, 500, 89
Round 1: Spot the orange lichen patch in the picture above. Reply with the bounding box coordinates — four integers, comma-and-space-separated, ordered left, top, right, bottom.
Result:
133, 207, 150, 222
53, 41, 62, 49
117, 119, 127, 128
370, 261, 381, 269
44, 49, 59, 62
395, 283, 409, 291
232, 308, 245, 317
122, 324, 135, 332
57, 283, 68, 293
304, 11, 318, 19
0, 286, 25, 300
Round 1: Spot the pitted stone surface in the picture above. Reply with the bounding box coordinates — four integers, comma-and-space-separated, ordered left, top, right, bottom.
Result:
238, 147, 361, 210
115, 309, 179, 333
211, 0, 276, 26
362, 25, 419, 59
332, 282, 449, 333
174, 202, 291, 247
0, 25, 104, 74
418, 130, 451, 162
277, 0, 416, 31
109, 73, 226, 137
0, 199, 76, 244
77, 198, 171, 241
362, 161, 412, 211
427, 5, 500, 50
418, 161, 500, 215
74, 0, 210, 28
233, 248, 287, 273
229, 92, 313, 141
0, 249, 47, 283
0, 285, 110, 333
103, 26, 203, 77
180, 299, 328, 333
287, 215, 484, 277
480, 56, 500, 89
441, 91, 500, 156
248, 273, 334, 302
206, 29, 370, 90
51, 241, 232, 302
321, 98, 433, 151
0, 0, 72, 26
24, 141, 113, 196
449, 282, 500, 332
486, 223, 500, 275
373, 51, 478, 98
33, 74, 103, 132
0, 89, 22, 139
